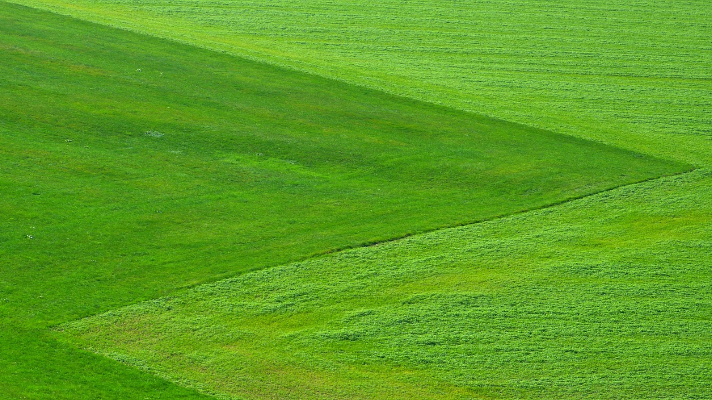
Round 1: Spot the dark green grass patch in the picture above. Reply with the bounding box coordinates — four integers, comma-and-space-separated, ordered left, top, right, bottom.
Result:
63, 169, 712, 399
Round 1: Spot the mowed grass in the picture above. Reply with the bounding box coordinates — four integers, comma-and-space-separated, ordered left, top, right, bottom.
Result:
63, 169, 712, 400
0, 2, 689, 398
0, 0, 685, 324
6, 0, 712, 165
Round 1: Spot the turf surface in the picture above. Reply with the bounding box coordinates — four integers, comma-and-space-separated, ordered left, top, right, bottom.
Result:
0, 2, 690, 399
1, 0, 680, 324
63, 169, 712, 399
6, 0, 712, 165
1, 0, 709, 398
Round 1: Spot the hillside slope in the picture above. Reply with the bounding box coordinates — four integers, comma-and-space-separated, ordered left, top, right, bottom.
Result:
1, 3, 692, 398
6, 0, 712, 165
64, 170, 712, 399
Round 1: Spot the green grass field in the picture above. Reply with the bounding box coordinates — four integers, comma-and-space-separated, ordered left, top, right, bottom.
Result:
6, 0, 712, 165
1, 0, 710, 398
63, 169, 712, 399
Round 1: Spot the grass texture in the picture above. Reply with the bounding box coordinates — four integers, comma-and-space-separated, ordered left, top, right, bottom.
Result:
0, 1, 679, 325
2, 1, 709, 399
6, 0, 712, 165
0, 2, 689, 398
63, 169, 712, 399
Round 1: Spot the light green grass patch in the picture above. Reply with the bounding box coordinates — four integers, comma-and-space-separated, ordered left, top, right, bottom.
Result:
62, 169, 712, 399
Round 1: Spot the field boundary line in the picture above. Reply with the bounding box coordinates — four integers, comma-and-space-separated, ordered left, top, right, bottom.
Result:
168, 166, 697, 293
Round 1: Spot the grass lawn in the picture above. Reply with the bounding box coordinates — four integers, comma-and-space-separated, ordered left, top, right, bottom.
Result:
6, 0, 712, 165
0, 2, 690, 398
62, 169, 712, 399
1, 0, 709, 398
0, 0, 681, 324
